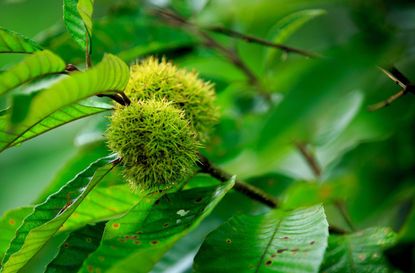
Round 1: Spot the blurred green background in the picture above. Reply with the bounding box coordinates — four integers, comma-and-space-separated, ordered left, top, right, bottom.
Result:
1, 0, 415, 235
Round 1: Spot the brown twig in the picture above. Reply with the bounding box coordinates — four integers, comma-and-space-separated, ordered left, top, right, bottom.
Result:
206, 26, 320, 59
96, 93, 130, 106
334, 200, 356, 231
153, 8, 271, 101
368, 66, 415, 111
295, 142, 321, 178
197, 154, 278, 208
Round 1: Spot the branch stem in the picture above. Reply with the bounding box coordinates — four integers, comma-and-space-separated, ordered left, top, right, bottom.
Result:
295, 142, 321, 178
206, 26, 320, 59
197, 154, 278, 208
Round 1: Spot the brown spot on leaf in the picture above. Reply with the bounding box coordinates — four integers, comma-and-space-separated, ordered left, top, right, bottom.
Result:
265, 260, 272, 266
163, 223, 169, 228
8, 219, 15, 225
282, 236, 289, 240
85, 237, 92, 243
226, 239, 232, 244
63, 242, 70, 248
310, 241, 315, 245
151, 240, 159, 245
87, 265, 94, 273
291, 248, 299, 254
277, 248, 288, 254
134, 240, 141, 245
194, 197, 203, 203
112, 223, 120, 229
118, 238, 126, 243
135, 231, 143, 234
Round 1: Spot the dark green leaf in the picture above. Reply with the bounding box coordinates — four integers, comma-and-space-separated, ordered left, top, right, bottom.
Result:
0, 27, 42, 53
46, 222, 106, 273
1, 155, 117, 273
194, 206, 328, 273
0, 50, 65, 96
63, 0, 94, 51
320, 227, 397, 273
0, 54, 128, 152
78, 179, 235, 273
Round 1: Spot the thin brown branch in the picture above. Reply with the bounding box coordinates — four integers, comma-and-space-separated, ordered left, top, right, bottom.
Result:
96, 93, 129, 106
153, 8, 271, 101
334, 200, 356, 232
206, 26, 320, 59
64, 64, 80, 73
295, 142, 321, 178
329, 225, 348, 235
197, 154, 278, 208
369, 66, 415, 111
368, 89, 407, 111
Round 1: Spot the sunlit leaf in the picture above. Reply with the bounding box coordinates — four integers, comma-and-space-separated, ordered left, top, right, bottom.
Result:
63, 0, 95, 50
62, 184, 141, 232
46, 222, 106, 273
0, 207, 32, 262
1, 155, 117, 273
194, 206, 328, 273
0, 27, 42, 53
0, 50, 65, 96
0, 54, 128, 152
78, 179, 235, 273
320, 227, 397, 273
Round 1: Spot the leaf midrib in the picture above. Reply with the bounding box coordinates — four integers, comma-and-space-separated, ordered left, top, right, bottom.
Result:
254, 214, 282, 273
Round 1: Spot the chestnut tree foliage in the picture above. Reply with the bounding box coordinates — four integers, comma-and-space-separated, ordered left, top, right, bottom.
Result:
0, 0, 414, 272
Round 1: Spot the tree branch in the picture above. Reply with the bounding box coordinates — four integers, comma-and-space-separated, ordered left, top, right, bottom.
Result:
368, 66, 415, 111
295, 142, 321, 178
206, 26, 320, 59
153, 8, 271, 101
197, 154, 278, 208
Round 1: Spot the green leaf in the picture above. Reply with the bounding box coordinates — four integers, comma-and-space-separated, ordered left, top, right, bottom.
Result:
0, 50, 66, 96
194, 206, 329, 273
320, 227, 397, 273
1, 155, 117, 273
41, 12, 195, 63
0, 101, 111, 150
63, 0, 95, 50
263, 9, 325, 68
35, 141, 112, 203
0, 54, 128, 152
0, 27, 42, 53
46, 222, 106, 273
62, 185, 141, 232
269, 9, 326, 44
78, 179, 235, 273
0, 207, 33, 262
